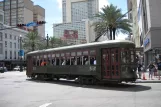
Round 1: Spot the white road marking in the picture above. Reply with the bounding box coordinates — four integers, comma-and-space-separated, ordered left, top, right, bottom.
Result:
39, 103, 52, 107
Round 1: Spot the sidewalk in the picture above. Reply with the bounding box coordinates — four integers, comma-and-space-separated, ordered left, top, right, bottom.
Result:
136, 72, 161, 83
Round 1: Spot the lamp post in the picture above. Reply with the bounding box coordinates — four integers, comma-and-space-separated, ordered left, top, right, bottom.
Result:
19, 35, 23, 72
46, 34, 49, 48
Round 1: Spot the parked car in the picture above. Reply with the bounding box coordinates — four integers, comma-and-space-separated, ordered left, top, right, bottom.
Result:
13, 66, 24, 71
0, 67, 7, 73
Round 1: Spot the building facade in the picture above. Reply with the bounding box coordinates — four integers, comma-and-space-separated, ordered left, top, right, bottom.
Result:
128, 0, 161, 66
0, 9, 28, 70
127, 0, 141, 47
53, 19, 97, 45
0, 0, 45, 37
33, 5, 45, 37
62, 0, 99, 23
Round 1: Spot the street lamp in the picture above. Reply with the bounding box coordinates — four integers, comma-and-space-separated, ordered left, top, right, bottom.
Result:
19, 35, 23, 72
42, 34, 50, 49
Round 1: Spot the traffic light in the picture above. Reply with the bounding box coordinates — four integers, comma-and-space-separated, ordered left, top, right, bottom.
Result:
17, 24, 26, 27
36, 21, 46, 25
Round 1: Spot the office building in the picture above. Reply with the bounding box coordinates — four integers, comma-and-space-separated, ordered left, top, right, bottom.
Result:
128, 0, 161, 66
53, 0, 99, 45
33, 5, 45, 37
0, 0, 45, 37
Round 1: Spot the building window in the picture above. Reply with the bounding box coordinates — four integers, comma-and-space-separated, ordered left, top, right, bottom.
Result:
10, 51, 12, 59
18, 51, 19, 59
10, 42, 12, 48
5, 33, 7, 38
5, 41, 7, 47
14, 51, 16, 59
0, 43, 2, 54
14, 43, 16, 48
10, 34, 12, 39
14, 36, 16, 40
5, 51, 7, 59
0, 32, 2, 41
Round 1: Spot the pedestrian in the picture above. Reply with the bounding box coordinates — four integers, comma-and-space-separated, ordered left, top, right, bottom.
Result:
157, 59, 161, 79
138, 63, 142, 79
147, 62, 155, 80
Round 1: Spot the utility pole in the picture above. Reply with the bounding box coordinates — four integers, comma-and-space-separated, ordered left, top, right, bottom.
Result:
46, 34, 49, 48
19, 35, 23, 72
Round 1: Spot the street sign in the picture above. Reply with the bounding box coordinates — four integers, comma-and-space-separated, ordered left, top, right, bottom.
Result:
19, 50, 24, 56
26, 22, 37, 27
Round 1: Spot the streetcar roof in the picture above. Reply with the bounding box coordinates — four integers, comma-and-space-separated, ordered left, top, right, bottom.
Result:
27, 40, 134, 55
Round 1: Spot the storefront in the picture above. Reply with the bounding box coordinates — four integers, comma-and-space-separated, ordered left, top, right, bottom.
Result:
1, 60, 26, 71
144, 28, 161, 67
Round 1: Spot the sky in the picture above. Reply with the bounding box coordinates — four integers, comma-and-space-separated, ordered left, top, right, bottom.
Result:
2, 0, 128, 40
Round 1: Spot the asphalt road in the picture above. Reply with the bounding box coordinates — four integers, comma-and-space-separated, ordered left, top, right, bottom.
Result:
0, 71, 161, 107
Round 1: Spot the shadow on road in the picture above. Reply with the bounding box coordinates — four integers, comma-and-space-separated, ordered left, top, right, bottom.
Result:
26, 79, 151, 92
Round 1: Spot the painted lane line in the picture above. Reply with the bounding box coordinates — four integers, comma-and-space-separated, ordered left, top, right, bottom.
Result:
39, 103, 52, 107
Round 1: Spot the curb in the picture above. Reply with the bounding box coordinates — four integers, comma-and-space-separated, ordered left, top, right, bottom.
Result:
135, 80, 161, 83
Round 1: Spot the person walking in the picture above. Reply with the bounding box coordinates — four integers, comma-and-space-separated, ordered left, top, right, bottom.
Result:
157, 59, 161, 79
138, 63, 142, 79
147, 62, 155, 80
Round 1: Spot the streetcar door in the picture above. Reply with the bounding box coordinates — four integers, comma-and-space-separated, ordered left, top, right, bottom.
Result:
102, 49, 111, 79
111, 49, 120, 79
26, 56, 33, 76
101, 48, 120, 79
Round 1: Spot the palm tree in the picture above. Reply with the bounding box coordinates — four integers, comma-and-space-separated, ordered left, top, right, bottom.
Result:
50, 36, 68, 48
94, 4, 132, 41
23, 31, 41, 51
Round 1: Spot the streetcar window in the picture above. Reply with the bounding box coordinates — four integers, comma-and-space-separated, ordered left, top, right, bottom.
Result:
90, 50, 96, 55
77, 57, 83, 65
77, 51, 82, 56
52, 59, 55, 65
56, 58, 59, 65
83, 51, 88, 55
83, 56, 89, 65
66, 58, 70, 65
121, 48, 134, 63
61, 57, 66, 65
71, 57, 76, 65
33, 59, 36, 66
44, 60, 47, 66
37, 60, 39, 66
90, 56, 96, 65
71, 52, 76, 56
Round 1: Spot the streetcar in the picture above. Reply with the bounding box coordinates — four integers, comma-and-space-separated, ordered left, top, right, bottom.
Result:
26, 40, 137, 84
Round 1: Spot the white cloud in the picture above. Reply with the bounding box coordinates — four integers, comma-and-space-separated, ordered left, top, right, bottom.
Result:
116, 33, 128, 40
56, 0, 62, 9
99, 0, 109, 11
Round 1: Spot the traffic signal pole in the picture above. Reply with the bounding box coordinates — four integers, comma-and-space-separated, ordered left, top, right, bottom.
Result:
0, 21, 46, 31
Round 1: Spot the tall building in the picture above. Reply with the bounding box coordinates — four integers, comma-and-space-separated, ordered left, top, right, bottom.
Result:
127, 0, 140, 47
2, 0, 33, 27
62, 0, 99, 23
53, 0, 99, 45
33, 5, 45, 37
128, 0, 161, 66
0, 0, 45, 37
